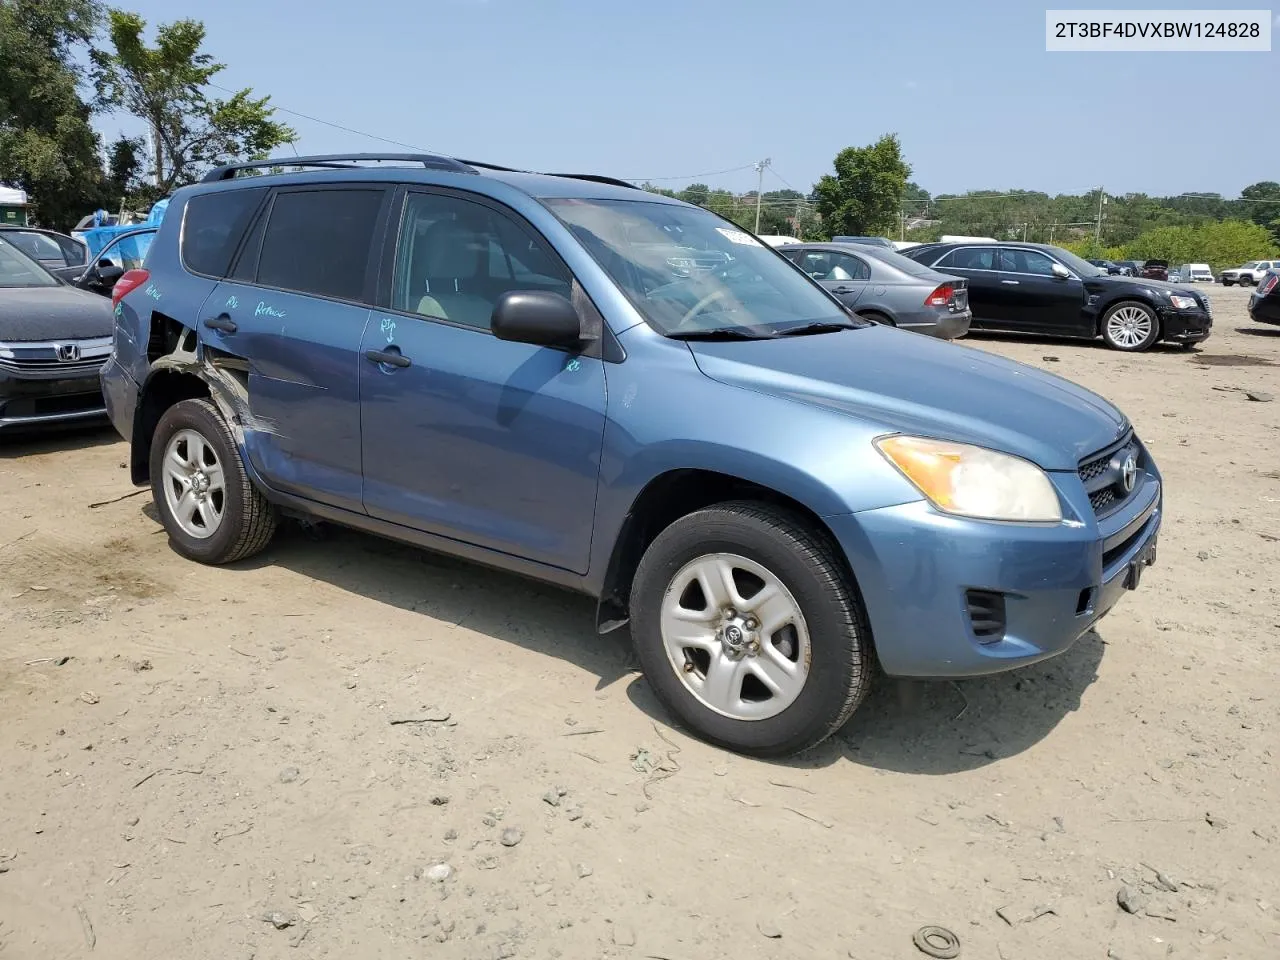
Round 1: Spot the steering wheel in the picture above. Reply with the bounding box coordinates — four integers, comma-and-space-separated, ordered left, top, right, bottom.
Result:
674, 288, 728, 330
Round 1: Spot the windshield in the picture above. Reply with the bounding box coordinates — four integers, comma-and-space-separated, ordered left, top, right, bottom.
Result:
1044, 245, 1105, 278
545, 198, 855, 337
1241, 261, 1260, 269
0, 237, 58, 288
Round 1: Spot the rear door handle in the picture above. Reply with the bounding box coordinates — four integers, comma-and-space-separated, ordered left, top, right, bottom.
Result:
204, 315, 237, 333
831, 286, 854, 294
1000, 280, 1020, 285
365, 349, 411, 368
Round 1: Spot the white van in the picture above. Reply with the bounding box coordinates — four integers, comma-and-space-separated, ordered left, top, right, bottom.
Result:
1176, 263, 1214, 283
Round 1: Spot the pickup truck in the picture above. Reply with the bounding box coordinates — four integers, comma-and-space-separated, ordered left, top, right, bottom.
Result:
1220, 260, 1280, 286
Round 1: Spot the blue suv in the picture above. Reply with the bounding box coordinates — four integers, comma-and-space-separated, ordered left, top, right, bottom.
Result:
101, 154, 1162, 757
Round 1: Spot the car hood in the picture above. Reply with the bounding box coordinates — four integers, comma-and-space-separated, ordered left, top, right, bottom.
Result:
1088, 275, 1205, 298
687, 326, 1128, 470
0, 284, 115, 342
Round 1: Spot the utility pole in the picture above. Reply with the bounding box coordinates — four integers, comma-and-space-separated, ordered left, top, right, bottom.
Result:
1022, 222, 1028, 242
1094, 186, 1106, 246
753, 158, 771, 233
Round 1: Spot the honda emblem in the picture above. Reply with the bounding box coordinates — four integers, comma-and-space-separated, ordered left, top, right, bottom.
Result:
56, 343, 81, 362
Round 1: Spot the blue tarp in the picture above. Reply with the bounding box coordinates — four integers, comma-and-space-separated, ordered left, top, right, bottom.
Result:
80, 198, 170, 258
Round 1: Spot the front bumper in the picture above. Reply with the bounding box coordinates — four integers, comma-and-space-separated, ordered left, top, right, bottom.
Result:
1157, 307, 1212, 343
828, 472, 1161, 678
0, 366, 108, 432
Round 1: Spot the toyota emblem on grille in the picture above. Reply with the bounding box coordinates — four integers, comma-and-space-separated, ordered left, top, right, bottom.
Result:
56, 343, 81, 362
1121, 454, 1137, 493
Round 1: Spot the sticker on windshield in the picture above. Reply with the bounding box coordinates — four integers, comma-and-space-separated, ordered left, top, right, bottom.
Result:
716, 227, 757, 246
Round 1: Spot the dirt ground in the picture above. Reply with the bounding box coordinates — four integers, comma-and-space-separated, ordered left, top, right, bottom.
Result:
2, 286, 1277, 960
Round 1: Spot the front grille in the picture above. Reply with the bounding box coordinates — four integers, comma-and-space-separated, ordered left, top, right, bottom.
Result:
0, 337, 112, 377
1078, 431, 1142, 516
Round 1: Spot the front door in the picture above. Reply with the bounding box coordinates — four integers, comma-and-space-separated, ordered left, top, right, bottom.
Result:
201, 185, 390, 514
991, 248, 1085, 334
359, 189, 607, 574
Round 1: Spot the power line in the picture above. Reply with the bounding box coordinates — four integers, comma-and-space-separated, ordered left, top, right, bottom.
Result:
624, 163, 759, 183
207, 81, 435, 153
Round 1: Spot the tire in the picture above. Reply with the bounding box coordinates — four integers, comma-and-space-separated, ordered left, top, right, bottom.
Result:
1222, 279, 1234, 287
629, 501, 872, 757
149, 398, 277, 564
1100, 300, 1160, 352
858, 310, 896, 326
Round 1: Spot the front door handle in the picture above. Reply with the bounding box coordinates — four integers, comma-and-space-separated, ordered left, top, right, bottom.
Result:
1000, 279, 1020, 285
365, 349, 411, 369
204, 315, 238, 333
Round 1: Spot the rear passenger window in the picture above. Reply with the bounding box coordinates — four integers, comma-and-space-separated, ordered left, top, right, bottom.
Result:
255, 189, 384, 302
392, 193, 571, 330
182, 188, 266, 277
938, 247, 996, 270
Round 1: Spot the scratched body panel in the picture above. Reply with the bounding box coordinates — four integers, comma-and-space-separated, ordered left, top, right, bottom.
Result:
204, 283, 369, 514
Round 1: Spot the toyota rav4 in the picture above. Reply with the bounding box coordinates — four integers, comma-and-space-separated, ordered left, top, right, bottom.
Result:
101, 154, 1162, 756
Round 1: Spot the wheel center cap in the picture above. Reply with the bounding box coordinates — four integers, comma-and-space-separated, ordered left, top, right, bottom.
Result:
723, 624, 745, 647
192, 472, 209, 496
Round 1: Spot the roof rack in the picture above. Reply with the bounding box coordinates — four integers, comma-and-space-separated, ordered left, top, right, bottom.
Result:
201, 153, 477, 183
202, 153, 639, 191
461, 159, 638, 191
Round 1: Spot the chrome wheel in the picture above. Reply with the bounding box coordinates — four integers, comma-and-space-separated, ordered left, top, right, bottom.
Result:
161, 428, 226, 539
1106, 305, 1153, 348
659, 553, 810, 721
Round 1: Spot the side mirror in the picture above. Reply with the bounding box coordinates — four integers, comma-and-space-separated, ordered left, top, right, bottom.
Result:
95, 263, 125, 283
1051, 263, 1071, 280
491, 290, 584, 348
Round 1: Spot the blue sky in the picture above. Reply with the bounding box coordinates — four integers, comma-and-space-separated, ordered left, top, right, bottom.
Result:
97, 0, 1277, 198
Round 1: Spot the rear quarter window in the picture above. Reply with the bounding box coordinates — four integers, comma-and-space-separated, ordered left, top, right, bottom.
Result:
181, 188, 267, 278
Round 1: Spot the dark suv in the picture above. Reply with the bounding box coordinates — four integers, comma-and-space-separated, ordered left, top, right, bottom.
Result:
100, 154, 1163, 756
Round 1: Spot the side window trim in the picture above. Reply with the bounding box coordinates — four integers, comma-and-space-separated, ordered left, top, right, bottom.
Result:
229, 183, 394, 308
374, 185, 620, 361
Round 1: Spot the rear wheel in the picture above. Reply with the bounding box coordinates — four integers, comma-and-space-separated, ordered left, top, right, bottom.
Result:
858, 310, 895, 326
150, 398, 277, 564
1222, 279, 1235, 287
1101, 301, 1160, 351
629, 501, 872, 757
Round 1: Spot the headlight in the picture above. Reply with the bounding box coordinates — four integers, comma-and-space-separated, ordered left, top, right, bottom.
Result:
1169, 295, 1198, 310
875, 435, 1063, 522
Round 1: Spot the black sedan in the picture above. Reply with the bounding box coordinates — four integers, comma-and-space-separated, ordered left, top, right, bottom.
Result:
0, 233, 114, 433
900, 241, 1212, 351
1248, 270, 1280, 327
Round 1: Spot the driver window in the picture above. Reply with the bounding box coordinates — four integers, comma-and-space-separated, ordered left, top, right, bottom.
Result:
999, 249, 1057, 276
393, 193, 571, 330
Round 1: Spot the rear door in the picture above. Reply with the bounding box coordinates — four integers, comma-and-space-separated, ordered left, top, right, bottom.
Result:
930, 246, 999, 327
200, 185, 391, 514
993, 248, 1085, 334
794, 249, 871, 305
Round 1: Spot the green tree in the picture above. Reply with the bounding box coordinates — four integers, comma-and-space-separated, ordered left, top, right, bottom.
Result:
678, 182, 709, 207
91, 10, 295, 193
0, 0, 109, 229
1239, 181, 1280, 239
813, 134, 911, 238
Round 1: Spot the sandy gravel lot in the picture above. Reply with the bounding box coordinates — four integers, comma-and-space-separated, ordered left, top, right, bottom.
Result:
2, 286, 1277, 960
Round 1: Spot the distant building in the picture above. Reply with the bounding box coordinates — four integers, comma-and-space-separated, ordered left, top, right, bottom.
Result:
0, 185, 29, 226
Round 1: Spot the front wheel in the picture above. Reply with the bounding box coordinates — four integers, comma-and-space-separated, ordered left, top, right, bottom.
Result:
149, 398, 277, 564
1101, 301, 1160, 351
1222, 279, 1235, 287
629, 501, 872, 757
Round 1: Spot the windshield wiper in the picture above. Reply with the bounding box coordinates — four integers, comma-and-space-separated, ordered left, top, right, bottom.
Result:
776, 320, 859, 337
668, 327, 777, 341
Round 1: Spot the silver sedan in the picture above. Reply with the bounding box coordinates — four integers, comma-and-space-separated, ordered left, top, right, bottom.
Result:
780, 243, 972, 339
